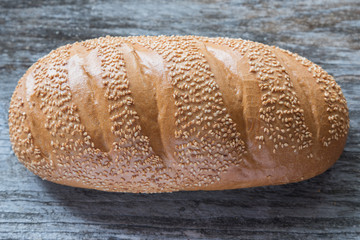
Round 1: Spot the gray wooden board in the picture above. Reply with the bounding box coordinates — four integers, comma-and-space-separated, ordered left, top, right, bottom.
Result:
0, 0, 359, 239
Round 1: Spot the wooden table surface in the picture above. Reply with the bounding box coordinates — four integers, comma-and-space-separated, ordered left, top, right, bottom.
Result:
1, 0, 359, 239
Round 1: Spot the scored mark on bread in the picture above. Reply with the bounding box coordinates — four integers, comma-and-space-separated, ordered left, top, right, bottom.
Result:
23, 71, 54, 160
280, 49, 349, 147
30, 45, 113, 185
247, 42, 313, 153
30, 45, 97, 182
9, 74, 55, 179
124, 42, 178, 169
272, 47, 321, 154
199, 37, 264, 164
120, 42, 167, 161
67, 47, 111, 153
197, 40, 249, 151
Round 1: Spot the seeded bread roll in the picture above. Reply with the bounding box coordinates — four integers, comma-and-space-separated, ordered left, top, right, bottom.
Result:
9, 36, 349, 193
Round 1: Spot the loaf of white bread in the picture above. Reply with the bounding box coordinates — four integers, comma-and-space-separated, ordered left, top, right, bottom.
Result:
9, 36, 349, 193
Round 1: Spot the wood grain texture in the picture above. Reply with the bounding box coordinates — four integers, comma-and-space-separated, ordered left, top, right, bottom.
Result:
0, 0, 359, 239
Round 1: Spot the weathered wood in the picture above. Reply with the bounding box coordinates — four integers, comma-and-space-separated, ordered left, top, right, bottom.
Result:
0, 0, 359, 239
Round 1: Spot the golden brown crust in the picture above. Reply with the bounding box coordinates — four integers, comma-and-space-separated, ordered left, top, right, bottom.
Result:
8, 36, 349, 193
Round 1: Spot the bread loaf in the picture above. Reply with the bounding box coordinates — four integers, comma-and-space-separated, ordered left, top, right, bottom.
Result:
9, 36, 349, 193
